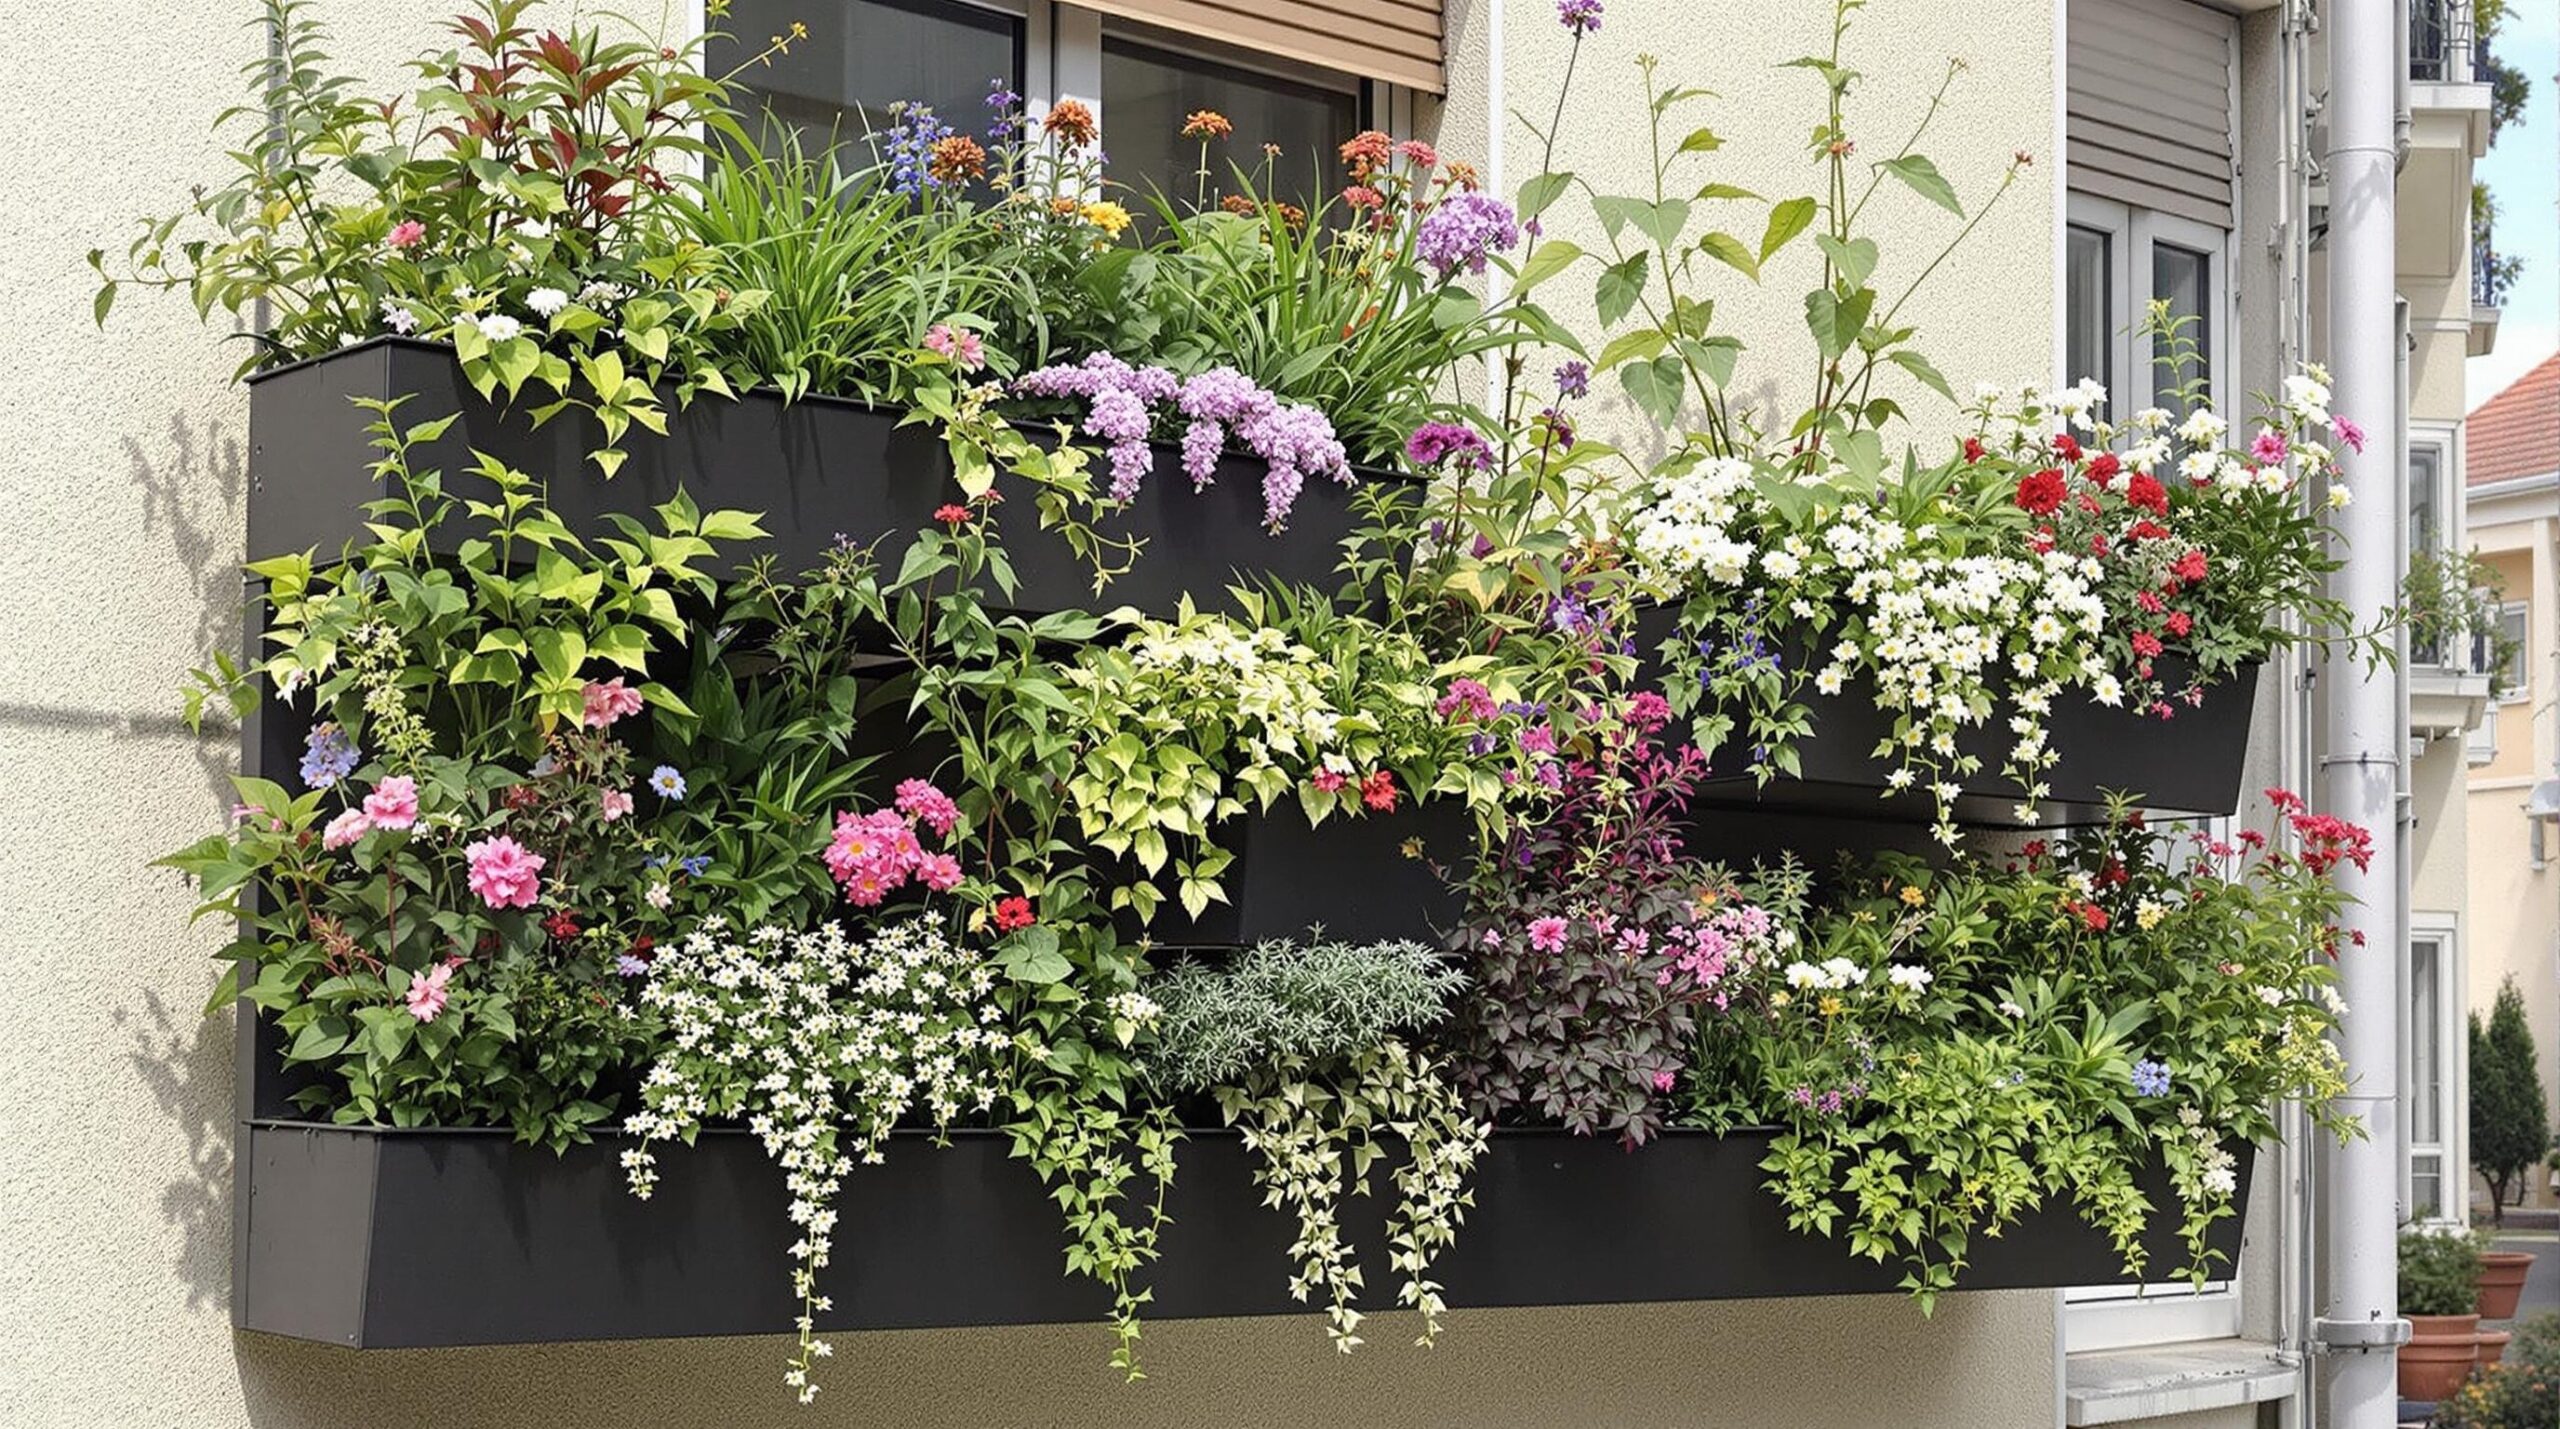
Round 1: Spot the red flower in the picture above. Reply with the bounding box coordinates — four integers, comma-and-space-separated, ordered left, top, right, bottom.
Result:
2015, 468, 2068, 516
2051, 433, 2084, 462
2173, 549, 2208, 584
1962, 436, 1986, 463
2165, 611, 2193, 637
934, 503, 971, 525
2088, 534, 2110, 557
2124, 472, 2168, 514
2088, 451, 2122, 482
1312, 769, 1347, 794
1360, 769, 1400, 812
2068, 900, 2111, 931
542, 909, 582, 940
2128, 519, 2171, 543
2136, 590, 2165, 614
992, 896, 1036, 932
2020, 839, 2049, 862
504, 783, 541, 810
2131, 631, 2164, 658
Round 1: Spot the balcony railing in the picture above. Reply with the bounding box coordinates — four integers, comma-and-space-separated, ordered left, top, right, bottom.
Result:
2474, 238, 2507, 308
2410, 0, 2481, 84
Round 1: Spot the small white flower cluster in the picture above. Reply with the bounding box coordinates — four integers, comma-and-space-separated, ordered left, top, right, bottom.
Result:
2171, 1104, 2240, 1200
621, 916, 1006, 1404
1784, 957, 1869, 991
1626, 457, 1767, 587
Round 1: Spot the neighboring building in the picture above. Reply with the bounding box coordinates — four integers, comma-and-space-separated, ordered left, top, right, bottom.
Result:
2466, 352, 2560, 1213
0, 2, 2481, 1427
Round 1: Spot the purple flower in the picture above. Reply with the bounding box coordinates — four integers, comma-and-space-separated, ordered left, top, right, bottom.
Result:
615, 953, 649, 978
880, 101, 954, 198
1414, 191, 1520, 277
2131, 1058, 2172, 1097
300, 723, 361, 789
1539, 406, 1577, 451
1555, 360, 1590, 399
2330, 414, 2366, 454
1558, 0, 1603, 34
1406, 421, 1491, 470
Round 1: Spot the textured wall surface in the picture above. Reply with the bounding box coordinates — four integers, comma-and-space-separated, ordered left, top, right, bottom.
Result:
1, 2, 2071, 1426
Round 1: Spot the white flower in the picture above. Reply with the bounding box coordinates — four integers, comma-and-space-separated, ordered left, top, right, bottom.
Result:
2091, 673, 2124, 707
1819, 956, 1867, 989
2283, 373, 2331, 422
2176, 408, 2227, 447
646, 881, 673, 910
525, 286, 570, 318
378, 300, 418, 335
2327, 483, 2354, 510
1998, 999, 2026, 1018
1887, 964, 1934, 992
1784, 961, 1824, 990
475, 312, 524, 342
2257, 986, 2285, 1007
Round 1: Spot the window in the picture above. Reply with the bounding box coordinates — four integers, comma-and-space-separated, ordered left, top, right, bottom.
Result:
2063, 196, 2226, 419
2409, 445, 2444, 559
2494, 602, 2530, 700
1100, 33, 1359, 215
2404, 923, 2463, 1222
712, 0, 1027, 166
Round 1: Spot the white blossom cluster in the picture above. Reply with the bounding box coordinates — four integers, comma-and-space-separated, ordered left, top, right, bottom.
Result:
1625, 457, 1771, 587
1095, 619, 1347, 765
621, 916, 1007, 1404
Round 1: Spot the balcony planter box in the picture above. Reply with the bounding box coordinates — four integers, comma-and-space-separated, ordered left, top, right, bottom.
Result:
1631, 605, 2258, 827
1117, 799, 1473, 949
244, 338, 1396, 617
234, 1120, 2249, 1348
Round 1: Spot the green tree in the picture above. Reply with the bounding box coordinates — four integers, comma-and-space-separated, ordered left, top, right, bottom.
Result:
2471, 977, 2550, 1223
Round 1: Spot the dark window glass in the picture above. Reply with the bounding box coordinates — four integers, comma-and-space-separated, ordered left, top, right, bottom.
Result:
711, 0, 1022, 168
2065, 225, 2112, 410
2151, 242, 2212, 412
1101, 38, 1359, 217
2410, 446, 2442, 557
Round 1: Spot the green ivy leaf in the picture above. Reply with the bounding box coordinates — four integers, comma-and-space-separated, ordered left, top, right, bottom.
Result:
1595, 252, 1650, 327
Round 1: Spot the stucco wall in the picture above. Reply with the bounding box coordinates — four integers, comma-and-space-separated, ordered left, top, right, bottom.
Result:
0, 3, 2079, 1427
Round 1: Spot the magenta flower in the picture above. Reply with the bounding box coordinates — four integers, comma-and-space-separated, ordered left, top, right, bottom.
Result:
2249, 428, 2289, 467
322, 809, 372, 850
580, 678, 644, 729
464, 835, 545, 910
894, 779, 963, 838
404, 962, 453, 1022
917, 852, 963, 892
361, 775, 419, 831
1527, 915, 1570, 952
2330, 414, 2366, 454
1406, 421, 1491, 470
1652, 1068, 1676, 1093
1557, 0, 1603, 34
1555, 360, 1590, 399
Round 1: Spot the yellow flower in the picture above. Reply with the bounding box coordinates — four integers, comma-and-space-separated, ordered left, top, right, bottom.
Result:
1400, 837, 1424, 859
1818, 995, 1844, 1017
1080, 200, 1132, 236
1770, 991, 1793, 1009
2135, 899, 2167, 931
1898, 885, 1925, 907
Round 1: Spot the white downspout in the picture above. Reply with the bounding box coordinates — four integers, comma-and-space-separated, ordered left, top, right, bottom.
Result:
2312, 3, 2412, 1426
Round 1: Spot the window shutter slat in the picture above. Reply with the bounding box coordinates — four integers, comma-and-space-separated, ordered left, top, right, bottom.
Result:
1068, 0, 1445, 93
2067, 0, 2234, 230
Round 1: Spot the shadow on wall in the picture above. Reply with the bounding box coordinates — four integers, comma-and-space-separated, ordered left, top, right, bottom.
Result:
127, 408, 247, 800
115, 989, 235, 1314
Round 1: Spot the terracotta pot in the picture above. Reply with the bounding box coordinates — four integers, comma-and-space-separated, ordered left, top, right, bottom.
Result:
2477, 1250, 2536, 1319
2399, 1312, 2482, 1402
2478, 1328, 2513, 1369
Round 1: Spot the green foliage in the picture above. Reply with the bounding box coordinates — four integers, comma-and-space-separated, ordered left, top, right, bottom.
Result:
1147, 939, 1465, 1092
2401, 1225, 2489, 1317
2436, 1311, 2560, 1428
2407, 546, 2525, 695
2473, 977, 2550, 1219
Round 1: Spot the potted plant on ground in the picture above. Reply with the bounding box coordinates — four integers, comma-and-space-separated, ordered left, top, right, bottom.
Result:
2435, 1312, 2560, 1427
2402, 1225, 2488, 1401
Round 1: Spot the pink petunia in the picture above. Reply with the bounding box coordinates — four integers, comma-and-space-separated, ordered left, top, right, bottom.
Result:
362, 775, 419, 831
386, 219, 426, 250
404, 962, 453, 1022
580, 678, 645, 729
464, 835, 545, 909
1527, 916, 1570, 953
599, 789, 634, 822
322, 809, 373, 850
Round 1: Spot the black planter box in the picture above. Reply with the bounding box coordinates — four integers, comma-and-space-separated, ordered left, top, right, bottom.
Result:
1632, 606, 2259, 827
1120, 800, 1472, 949
236, 1120, 2248, 1348
244, 338, 1397, 617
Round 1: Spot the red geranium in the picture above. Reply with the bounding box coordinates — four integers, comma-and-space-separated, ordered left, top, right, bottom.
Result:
2015, 468, 2068, 515
2124, 472, 2168, 514
2131, 631, 2164, 658
2173, 549, 2208, 583
2051, 432, 2083, 462
1962, 436, 1986, 463
992, 895, 1036, 932
2165, 611, 2193, 636
1360, 769, 1400, 812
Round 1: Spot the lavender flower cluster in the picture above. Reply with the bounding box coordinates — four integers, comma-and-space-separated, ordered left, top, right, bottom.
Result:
1014, 355, 1351, 528
879, 101, 953, 198
1414, 191, 1520, 278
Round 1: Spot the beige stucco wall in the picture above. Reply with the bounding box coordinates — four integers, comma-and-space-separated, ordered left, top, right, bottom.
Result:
0, 3, 2079, 1427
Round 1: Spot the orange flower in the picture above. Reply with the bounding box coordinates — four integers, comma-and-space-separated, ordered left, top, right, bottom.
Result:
1042, 98, 1097, 149
1220, 194, 1257, 216
1338, 129, 1393, 179
1442, 160, 1481, 191
928, 134, 986, 185
1181, 109, 1232, 141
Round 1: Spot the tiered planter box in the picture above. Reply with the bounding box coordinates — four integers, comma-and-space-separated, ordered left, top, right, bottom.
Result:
1630, 606, 2260, 826
245, 338, 1397, 617
1119, 800, 1473, 948
236, 1120, 2251, 1347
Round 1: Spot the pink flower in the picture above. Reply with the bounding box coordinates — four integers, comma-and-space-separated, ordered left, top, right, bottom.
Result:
599, 789, 634, 822
2249, 429, 2289, 466
361, 775, 419, 831
322, 809, 372, 850
894, 779, 962, 837
924, 323, 986, 372
1312, 769, 1347, 793
404, 962, 453, 1022
386, 219, 426, 250
580, 678, 644, 729
2330, 415, 2366, 453
918, 852, 963, 892
1652, 1069, 1677, 1093
1527, 916, 1570, 953
464, 835, 545, 909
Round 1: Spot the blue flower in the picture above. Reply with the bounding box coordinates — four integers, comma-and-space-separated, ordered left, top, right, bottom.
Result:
299, 723, 360, 789
2131, 1058, 2172, 1097
649, 764, 687, 801
679, 854, 712, 878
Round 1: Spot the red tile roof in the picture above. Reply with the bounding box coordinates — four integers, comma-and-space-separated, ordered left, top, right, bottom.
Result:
2472, 352, 2560, 486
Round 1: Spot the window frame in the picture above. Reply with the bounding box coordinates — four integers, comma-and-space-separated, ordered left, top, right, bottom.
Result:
2403, 918, 2466, 1225
2061, 193, 2231, 421
2495, 601, 2531, 702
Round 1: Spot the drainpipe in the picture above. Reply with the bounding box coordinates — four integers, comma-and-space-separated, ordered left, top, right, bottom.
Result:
2312, 1, 2411, 1424
2394, 0, 2413, 169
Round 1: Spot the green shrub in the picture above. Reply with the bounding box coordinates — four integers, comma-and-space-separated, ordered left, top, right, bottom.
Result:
2401, 1226, 2488, 1317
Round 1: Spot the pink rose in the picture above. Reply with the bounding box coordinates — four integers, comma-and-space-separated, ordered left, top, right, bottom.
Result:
362, 775, 419, 831
404, 962, 453, 1022
464, 835, 545, 910
322, 809, 373, 850
599, 789, 634, 822
580, 678, 645, 729
386, 219, 426, 250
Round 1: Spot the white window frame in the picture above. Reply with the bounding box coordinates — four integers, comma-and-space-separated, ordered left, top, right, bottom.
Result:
2403, 918, 2465, 1225
2062, 194, 2232, 421
2495, 600, 2531, 702
2408, 424, 2457, 561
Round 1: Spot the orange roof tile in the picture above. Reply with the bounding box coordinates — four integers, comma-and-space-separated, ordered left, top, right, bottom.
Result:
2471, 352, 2560, 486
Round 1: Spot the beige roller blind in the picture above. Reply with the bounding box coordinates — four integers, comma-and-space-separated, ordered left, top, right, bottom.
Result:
2067, 0, 2235, 228
1069, 0, 1444, 94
